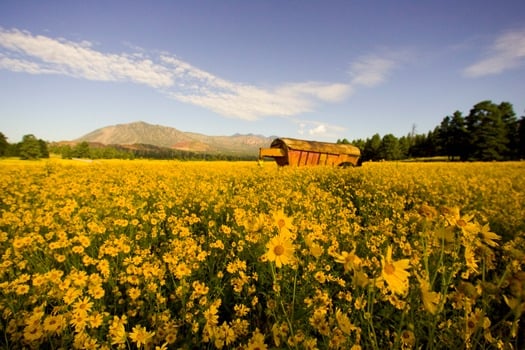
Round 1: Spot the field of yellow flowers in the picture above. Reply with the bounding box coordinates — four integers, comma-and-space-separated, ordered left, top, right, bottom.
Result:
0, 159, 524, 349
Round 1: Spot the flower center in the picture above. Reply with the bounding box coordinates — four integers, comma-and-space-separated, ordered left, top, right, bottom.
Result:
277, 219, 286, 229
273, 245, 285, 256
384, 263, 396, 275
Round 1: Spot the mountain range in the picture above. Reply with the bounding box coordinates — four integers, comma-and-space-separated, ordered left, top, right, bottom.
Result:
75, 121, 276, 156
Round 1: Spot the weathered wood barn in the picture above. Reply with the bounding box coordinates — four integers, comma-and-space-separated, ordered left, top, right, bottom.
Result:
259, 138, 361, 167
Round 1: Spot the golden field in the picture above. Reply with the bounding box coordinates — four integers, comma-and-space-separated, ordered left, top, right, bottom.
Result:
0, 159, 524, 349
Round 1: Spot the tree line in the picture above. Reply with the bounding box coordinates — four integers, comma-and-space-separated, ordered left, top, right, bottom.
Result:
0, 134, 50, 160
338, 100, 525, 161
48, 142, 255, 161
2, 99, 524, 162
0, 135, 255, 161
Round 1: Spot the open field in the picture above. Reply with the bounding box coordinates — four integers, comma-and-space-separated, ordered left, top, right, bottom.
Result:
0, 159, 524, 349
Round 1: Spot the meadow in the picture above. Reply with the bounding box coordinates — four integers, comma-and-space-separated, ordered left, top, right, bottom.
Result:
0, 159, 524, 349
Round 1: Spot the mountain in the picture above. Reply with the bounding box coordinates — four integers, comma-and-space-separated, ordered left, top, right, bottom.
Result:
75, 121, 276, 155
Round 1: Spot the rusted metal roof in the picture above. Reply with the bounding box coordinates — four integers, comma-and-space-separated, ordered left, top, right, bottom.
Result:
271, 138, 360, 156
259, 137, 361, 167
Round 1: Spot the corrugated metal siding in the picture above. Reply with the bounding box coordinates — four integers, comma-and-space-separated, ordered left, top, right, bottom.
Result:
271, 138, 360, 157
260, 137, 361, 166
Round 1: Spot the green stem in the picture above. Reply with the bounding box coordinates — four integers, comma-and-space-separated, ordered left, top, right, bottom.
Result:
290, 268, 298, 323
270, 262, 296, 346
366, 282, 379, 350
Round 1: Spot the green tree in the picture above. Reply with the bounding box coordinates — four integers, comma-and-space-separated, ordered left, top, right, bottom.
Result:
379, 134, 402, 160
39, 139, 49, 158
499, 102, 519, 159
449, 111, 469, 160
61, 145, 73, 159
397, 135, 411, 159
0, 132, 8, 157
73, 141, 91, 158
437, 115, 451, 156
409, 130, 439, 158
437, 111, 468, 160
362, 133, 382, 161
519, 116, 525, 159
352, 139, 366, 155
465, 100, 509, 160
18, 134, 42, 160
409, 134, 426, 158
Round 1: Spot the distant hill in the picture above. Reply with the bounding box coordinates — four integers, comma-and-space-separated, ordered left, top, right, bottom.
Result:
75, 121, 276, 156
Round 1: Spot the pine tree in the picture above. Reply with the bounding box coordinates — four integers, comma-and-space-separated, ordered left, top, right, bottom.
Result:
499, 102, 519, 159
0, 132, 8, 157
465, 101, 508, 160
518, 116, 525, 159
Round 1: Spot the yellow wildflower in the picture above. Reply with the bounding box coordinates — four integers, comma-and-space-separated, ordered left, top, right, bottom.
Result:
54, 253, 66, 263
335, 308, 355, 335
73, 296, 93, 316
23, 323, 43, 342
417, 275, 441, 314
222, 323, 236, 346
129, 325, 155, 348
333, 250, 362, 272
70, 312, 88, 332
478, 223, 501, 247
464, 244, 479, 277
246, 328, 267, 350
234, 303, 250, 317
381, 246, 410, 295
400, 329, 415, 348
174, 263, 192, 279
128, 287, 141, 300
109, 315, 128, 346
264, 233, 295, 268
272, 209, 294, 232
15, 284, 30, 295
63, 287, 82, 305
442, 207, 478, 235
43, 314, 67, 334
88, 284, 105, 299
204, 307, 219, 326
89, 312, 105, 329
418, 204, 437, 219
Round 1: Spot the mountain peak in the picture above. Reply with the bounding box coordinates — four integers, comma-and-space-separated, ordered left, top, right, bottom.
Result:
76, 121, 275, 155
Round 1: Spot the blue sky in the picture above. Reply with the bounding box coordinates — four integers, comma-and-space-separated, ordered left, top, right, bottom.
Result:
1, 1, 524, 143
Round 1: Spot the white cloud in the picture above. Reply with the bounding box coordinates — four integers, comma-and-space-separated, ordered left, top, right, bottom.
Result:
349, 55, 397, 87
0, 28, 173, 87
276, 82, 352, 102
463, 28, 525, 77
297, 123, 306, 135
309, 124, 327, 135
0, 55, 61, 74
295, 119, 346, 139
0, 28, 399, 123
162, 55, 352, 120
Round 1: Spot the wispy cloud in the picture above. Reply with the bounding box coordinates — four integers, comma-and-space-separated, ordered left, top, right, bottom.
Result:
297, 120, 346, 138
349, 55, 397, 87
463, 28, 525, 77
161, 55, 354, 120
0, 28, 173, 87
0, 28, 399, 123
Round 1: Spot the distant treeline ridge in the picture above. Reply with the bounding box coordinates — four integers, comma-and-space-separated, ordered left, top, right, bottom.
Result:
1, 100, 524, 161
338, 100, 525, 161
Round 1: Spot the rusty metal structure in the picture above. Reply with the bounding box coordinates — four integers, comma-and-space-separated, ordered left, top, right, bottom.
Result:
259, 138, 361, 167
